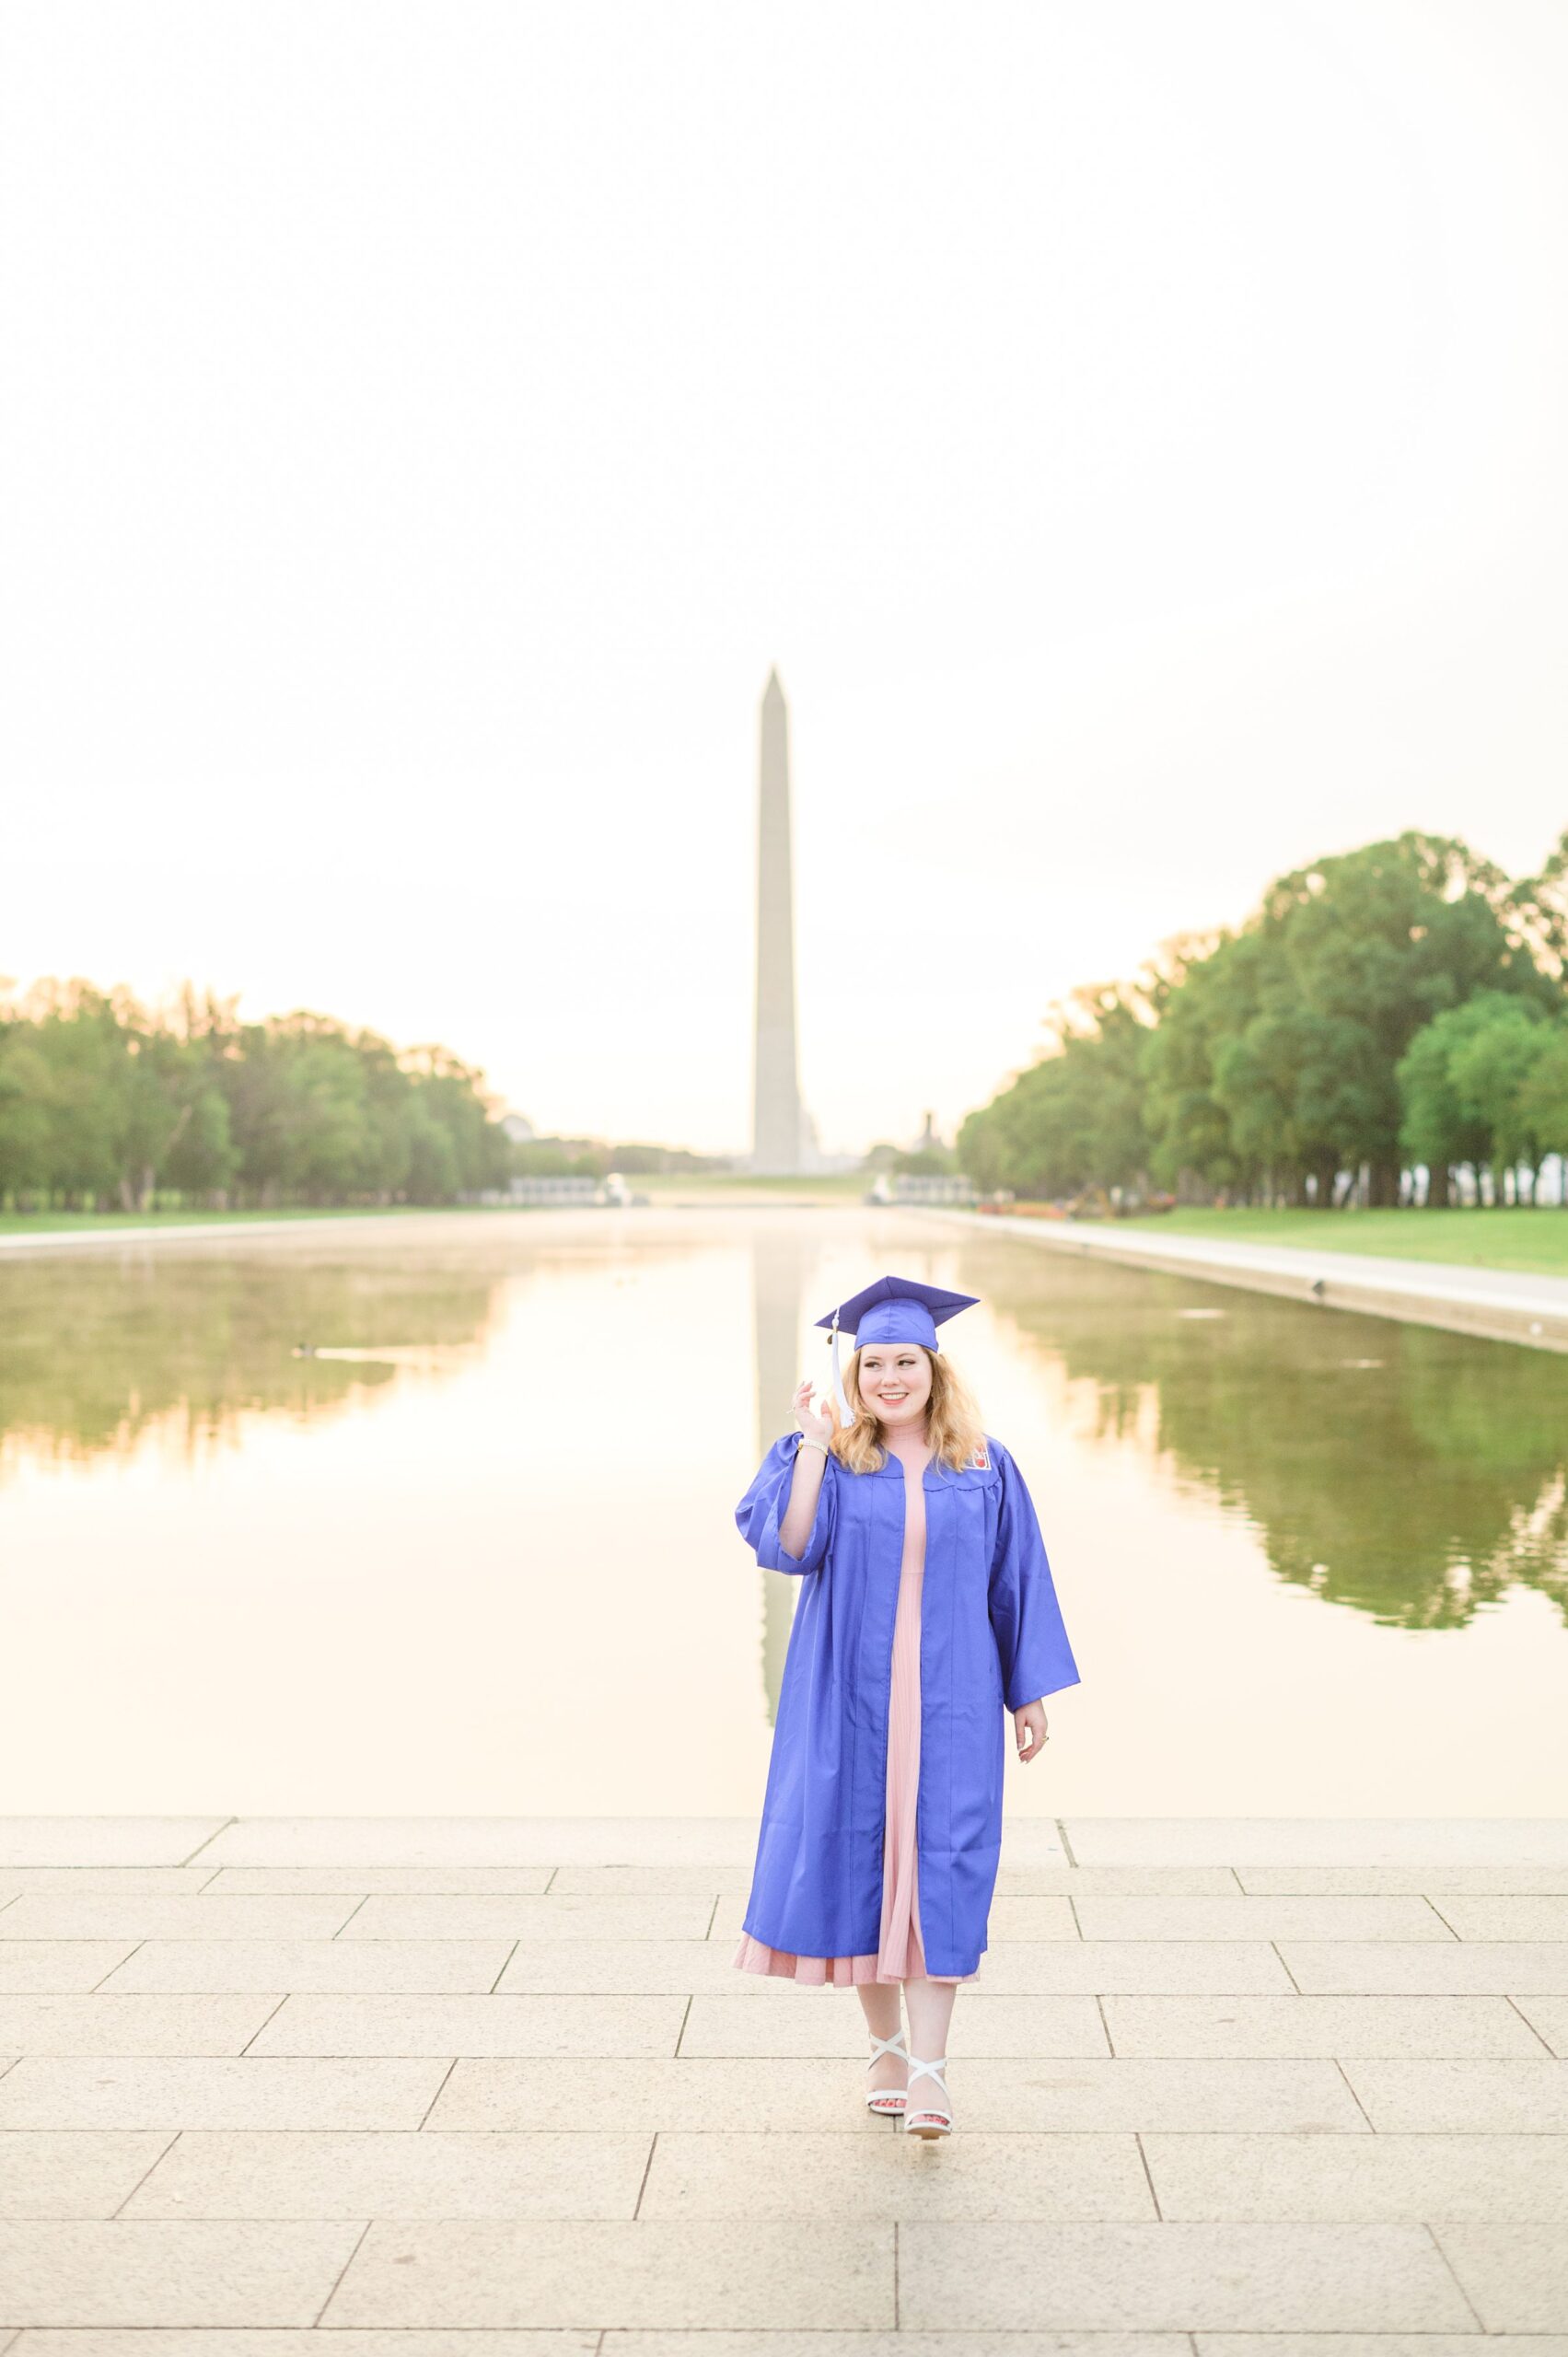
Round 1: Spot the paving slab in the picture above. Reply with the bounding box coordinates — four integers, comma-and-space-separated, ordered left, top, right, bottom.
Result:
479, 1940, 746, 1997
919, 2064, 1367, 2140
949, 1898, 1081, 1943
1073, 1897, 1451, 1942
0, 1899, 355, 1943
680, 1992, 1109, 2059
98, 1941, 516, 1994
1144, 2129, 1568, 2219
999, 1868, 1243, 1896
362, 1867, 1229, 1909
1513, 1995, 1568, 2054
992, 1821, 1076, 1867
714, 1892, 1082, 1944
1342, 2056, 1568, 2131
422, 2053, 1362, 2133
1429, 1896, 1568, 1940
0, 2219, 362, 2325
951, 2058, 1364, 2131
969, 1943, 1294, 1995
895, 2220, 1472, 2330
600, 2340, 1189, 2357
1195, 2340, 1568, 2357
193, 1817, 1074, 1871
427, 2057, 952, 2133
1279, 1940, 1568, 1992
547, 1867, 759, 1897
0, 2134, 173, 2220
122, 2130, 652, 2220
498, 1939, 1293, 1996
323, 2217, 895, 2328
0, 2340, 1248, 2357
247, 1993, 686, 2058
0, 2056, 451, 2131
0, 1874, 217, 1897
204, 1869, 555, 1896
7, 2337, 598, 2356
0, 1999, 281, 2058
342, 1896, 713, 1941
195, 1819, 767, 1868
1434, 2223, 1568, 2329
638, 2129, 1154, 2220
1064, 1819, 1568, 1866
0, 1826, 228, 1870
0, 1948, 137, 1996
1237, 1865, 1568, 1894
1101, 1993, 1545, 2058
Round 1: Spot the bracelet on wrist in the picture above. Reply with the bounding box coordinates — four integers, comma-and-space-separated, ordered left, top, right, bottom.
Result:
796, 1434, 830, 1457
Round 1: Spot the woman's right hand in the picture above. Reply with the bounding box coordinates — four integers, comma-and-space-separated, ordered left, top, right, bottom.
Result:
793, 1376, 836, 1447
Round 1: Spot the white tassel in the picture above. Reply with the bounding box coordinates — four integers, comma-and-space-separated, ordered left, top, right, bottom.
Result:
830, 1311, 854, 1432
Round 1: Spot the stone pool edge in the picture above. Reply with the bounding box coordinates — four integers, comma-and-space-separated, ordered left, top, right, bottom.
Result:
917, 1205, 1568, 1355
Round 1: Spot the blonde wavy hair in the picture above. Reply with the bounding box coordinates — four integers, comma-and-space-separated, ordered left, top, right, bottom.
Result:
829, 1343, 987, 1476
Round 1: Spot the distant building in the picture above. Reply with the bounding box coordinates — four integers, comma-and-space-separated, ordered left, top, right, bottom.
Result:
500, 1114, 535, 1144
466, 1173, 645, 1208
506, 1175, 599, 1203
865, 1171, 980, 1206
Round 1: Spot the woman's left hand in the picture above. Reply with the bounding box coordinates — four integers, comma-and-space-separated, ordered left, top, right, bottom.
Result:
1014, 1701, 1050, 1763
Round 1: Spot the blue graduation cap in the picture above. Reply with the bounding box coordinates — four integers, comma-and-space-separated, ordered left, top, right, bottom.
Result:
814, 1274, 981, 1430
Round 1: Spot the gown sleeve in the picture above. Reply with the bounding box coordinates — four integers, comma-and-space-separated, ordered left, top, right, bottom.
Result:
988, 1438, 1081, 1711
735, 1431, 836, 1575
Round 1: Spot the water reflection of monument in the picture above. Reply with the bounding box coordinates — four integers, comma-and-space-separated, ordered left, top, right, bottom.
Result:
750, 1222, 816, 1720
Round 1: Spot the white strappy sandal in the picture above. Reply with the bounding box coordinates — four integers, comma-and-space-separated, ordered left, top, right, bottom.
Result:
864, 2026, 910, 2114
903, 2050, 953, 2137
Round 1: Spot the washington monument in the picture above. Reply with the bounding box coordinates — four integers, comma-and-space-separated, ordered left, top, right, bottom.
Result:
750, 668, 816, 1173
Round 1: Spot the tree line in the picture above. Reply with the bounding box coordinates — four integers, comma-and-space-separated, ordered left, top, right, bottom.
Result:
958, 830, 1568, 1208
0, 982, 514, 1211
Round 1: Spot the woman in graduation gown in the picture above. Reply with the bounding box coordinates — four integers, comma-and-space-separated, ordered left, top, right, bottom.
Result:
732, 1273, 1080, 2138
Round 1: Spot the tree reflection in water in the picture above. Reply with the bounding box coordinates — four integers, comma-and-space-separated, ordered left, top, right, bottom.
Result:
0, 1248, 499, 1473
10, 1220, 1568, 1642
969, 1237, 1568, 1632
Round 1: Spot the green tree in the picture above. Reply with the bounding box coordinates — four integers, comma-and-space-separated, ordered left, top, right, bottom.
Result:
1400, 993, 1556, 1204
0, 981, 515, 1212
1520, 1028, 1568, 1189
960, 984, 1152, 1198
1139, 935, 1249, 1198
1256, 832, 1551, 1203
1396, 1001, 1496, 1206
1446, 997, 1553, 1201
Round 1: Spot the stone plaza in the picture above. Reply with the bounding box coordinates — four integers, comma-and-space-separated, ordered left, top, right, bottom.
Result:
2, 1813, 1568, 2343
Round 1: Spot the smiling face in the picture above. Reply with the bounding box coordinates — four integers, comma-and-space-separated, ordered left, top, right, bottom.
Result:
854, 1341, 934, 1434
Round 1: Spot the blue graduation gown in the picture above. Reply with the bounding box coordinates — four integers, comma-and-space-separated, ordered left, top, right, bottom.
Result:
735, 1429, 1080, 1978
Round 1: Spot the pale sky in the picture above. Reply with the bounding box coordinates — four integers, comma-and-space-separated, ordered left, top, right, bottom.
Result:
5, 0, 1567, 1156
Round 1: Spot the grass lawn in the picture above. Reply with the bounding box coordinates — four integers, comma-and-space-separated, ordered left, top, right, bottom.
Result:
635, 1170, 870, 1200
0, 1204, 479, 1236
1112, 1204, 1568, 1276
0, 1178, 872, 1233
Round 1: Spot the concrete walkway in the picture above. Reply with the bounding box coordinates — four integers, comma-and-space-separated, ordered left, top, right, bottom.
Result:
925, 1209, 1568, 1353
3, 1815, 1568, 2343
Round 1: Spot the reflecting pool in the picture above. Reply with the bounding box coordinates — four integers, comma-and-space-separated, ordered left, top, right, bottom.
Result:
2, 1205, 1565, 1814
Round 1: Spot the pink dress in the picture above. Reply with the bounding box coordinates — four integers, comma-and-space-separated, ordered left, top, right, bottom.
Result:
733, 1446, 980, 1988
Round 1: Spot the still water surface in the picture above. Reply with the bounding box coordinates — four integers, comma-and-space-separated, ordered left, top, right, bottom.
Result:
3, 1206, 1565, 1815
